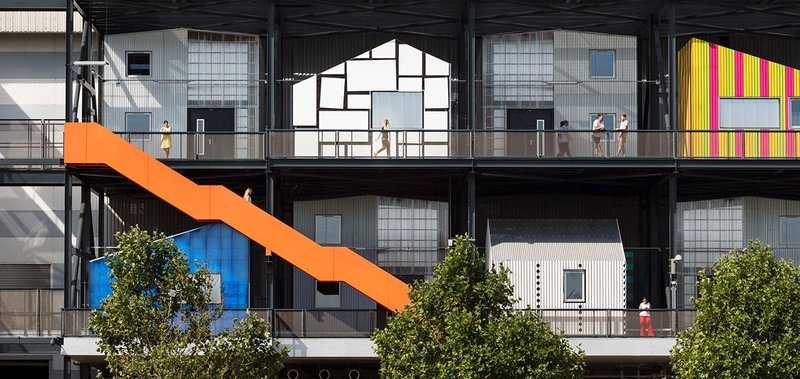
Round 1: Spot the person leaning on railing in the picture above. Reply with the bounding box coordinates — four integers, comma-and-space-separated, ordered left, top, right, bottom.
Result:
160, 120, 172, 159
592, 115, 605, 157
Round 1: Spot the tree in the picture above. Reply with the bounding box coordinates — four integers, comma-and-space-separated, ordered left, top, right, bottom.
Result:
670, 241, 800, 378
372, 235, 585, 378
89, 226, 286, 379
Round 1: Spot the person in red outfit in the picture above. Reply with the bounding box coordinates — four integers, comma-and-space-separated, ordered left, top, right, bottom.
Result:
639, 297, 654, 336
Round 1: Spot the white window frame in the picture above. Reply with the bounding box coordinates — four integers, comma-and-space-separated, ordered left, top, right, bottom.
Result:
780, 216, 800, 244
314, 215, 342, 245
126, 51, 152, 77
563, 269, 586, 303
125, 112, 151, 141
718, 97, 781, 129
589, 50, 615, 78
790, 98, 800, 128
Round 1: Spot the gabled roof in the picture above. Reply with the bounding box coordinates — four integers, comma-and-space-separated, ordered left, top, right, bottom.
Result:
487, 219, 624, 262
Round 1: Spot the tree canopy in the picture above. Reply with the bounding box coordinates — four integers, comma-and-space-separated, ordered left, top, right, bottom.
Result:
670, 241, 800, 378
372, 235, 585, 378
89, 226, 286, 379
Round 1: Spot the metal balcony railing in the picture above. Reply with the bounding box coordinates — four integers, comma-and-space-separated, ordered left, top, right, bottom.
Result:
0, 119, 64, 165
4, 122, 795, 162
61, 308, 695, 338
0, 289, 63, 337
115, 131, 264, 160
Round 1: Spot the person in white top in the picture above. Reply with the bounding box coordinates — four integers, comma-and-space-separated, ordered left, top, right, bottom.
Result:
243, 188, 253, 203
639, 296, 654, 336
592, 115, 605, 157
616, 113, 629, 157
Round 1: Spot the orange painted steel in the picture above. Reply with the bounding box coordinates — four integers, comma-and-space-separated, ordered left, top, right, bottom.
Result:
64, 122, 411, 311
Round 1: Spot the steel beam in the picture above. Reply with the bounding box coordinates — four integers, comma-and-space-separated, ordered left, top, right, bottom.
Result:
467, 171, 476, 238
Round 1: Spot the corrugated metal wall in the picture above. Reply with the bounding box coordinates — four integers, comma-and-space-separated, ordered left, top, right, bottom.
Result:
0, 186, 95, 289
103, 29, 189, 142
0, 11, 82, 33
494, 259, 626, 310
477, 194, 644, 247
106, 194, 200, 242
742, 197, 800, 263
553, 31, 637, 131
292, 196, 379, 309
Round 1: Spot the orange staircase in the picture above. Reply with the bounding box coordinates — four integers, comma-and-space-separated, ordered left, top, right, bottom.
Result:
64, 122, 410, 311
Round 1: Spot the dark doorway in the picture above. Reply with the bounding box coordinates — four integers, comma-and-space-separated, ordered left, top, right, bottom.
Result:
506, 109, 554, 157
187, 108, 235, 159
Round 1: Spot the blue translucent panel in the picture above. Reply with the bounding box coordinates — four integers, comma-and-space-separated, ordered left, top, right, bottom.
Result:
88, 223, 250, 310
590, 50, 614, 77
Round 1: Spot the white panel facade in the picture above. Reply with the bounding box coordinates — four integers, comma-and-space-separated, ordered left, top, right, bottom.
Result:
103, 29, 189, 157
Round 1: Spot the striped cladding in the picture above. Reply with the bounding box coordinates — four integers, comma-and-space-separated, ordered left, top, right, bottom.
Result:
0, 264, 50, 289
679, 38, 800, 158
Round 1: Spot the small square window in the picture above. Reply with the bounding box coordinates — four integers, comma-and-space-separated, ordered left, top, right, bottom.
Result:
564, 270, 585, 302
780, 217, 800, 244
127, 52, 151, 76
315, 281, 340, 308
125, 113, 151, 141
590, 50, 615, 78
790, 98, 800, 128
315, 215, 341, 245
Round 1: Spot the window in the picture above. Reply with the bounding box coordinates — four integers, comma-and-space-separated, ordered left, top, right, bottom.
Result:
125, 113, 151, 140
590, 50, 615, 78
371, 92, 424, 129
315, 215, 341, 245
564, 270, 585, 302
790, 98, 800, 128
719, 98, 780, 128
315, 281, 341, 308
780, 217, 800, 244
590, 113, 616, 141
210, 273, 222, 304
126, 52, 151, 76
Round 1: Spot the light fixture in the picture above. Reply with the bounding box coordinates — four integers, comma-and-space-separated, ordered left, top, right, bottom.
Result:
673, 254, 682, 261
545, 81, 580, 85
72, 61, 108, 66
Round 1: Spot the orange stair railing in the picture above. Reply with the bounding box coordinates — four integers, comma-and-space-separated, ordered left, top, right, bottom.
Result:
64, 122, 410, 311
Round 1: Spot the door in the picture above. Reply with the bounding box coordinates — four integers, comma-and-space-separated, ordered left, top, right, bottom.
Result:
506, 109, 554, 157
188, 108, 235, 159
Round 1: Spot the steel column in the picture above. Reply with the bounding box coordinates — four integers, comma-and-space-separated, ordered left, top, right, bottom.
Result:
668, 1, 677, 132
466, 0, 476, 130
65, 0, 74, 122
63, 171, 72, 309
467, 172, 476, 238
98, 188, 105, 256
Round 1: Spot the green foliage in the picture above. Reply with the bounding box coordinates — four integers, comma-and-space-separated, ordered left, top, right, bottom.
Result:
372, 235, 585, 378
89, 226, 286, 379
670, 241, 800, 378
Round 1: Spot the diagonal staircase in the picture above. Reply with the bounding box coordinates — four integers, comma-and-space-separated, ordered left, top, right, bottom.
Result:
64, 122, 410, 311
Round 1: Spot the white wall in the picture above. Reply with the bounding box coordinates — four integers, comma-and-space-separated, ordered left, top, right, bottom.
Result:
103, 29, 189, 156
0, 33, 81, 119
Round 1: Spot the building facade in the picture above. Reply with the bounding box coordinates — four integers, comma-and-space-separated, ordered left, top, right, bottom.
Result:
3, 2, 800, 378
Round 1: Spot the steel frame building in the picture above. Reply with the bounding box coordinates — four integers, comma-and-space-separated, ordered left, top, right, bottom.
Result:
3, 0, 800, 378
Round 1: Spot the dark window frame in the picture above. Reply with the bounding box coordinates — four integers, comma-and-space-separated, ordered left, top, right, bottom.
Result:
126, 51, 152, 77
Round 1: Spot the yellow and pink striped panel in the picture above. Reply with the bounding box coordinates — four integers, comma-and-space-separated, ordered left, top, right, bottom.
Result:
678, 38, 800, 158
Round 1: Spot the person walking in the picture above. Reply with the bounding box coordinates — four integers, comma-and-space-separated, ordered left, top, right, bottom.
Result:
616, 113, 629, 157
373, 118, 391, 157
639, 297, 654, 336
556, 119, 572, 157
592, 115, 605, 157
160, 120, 172, 159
